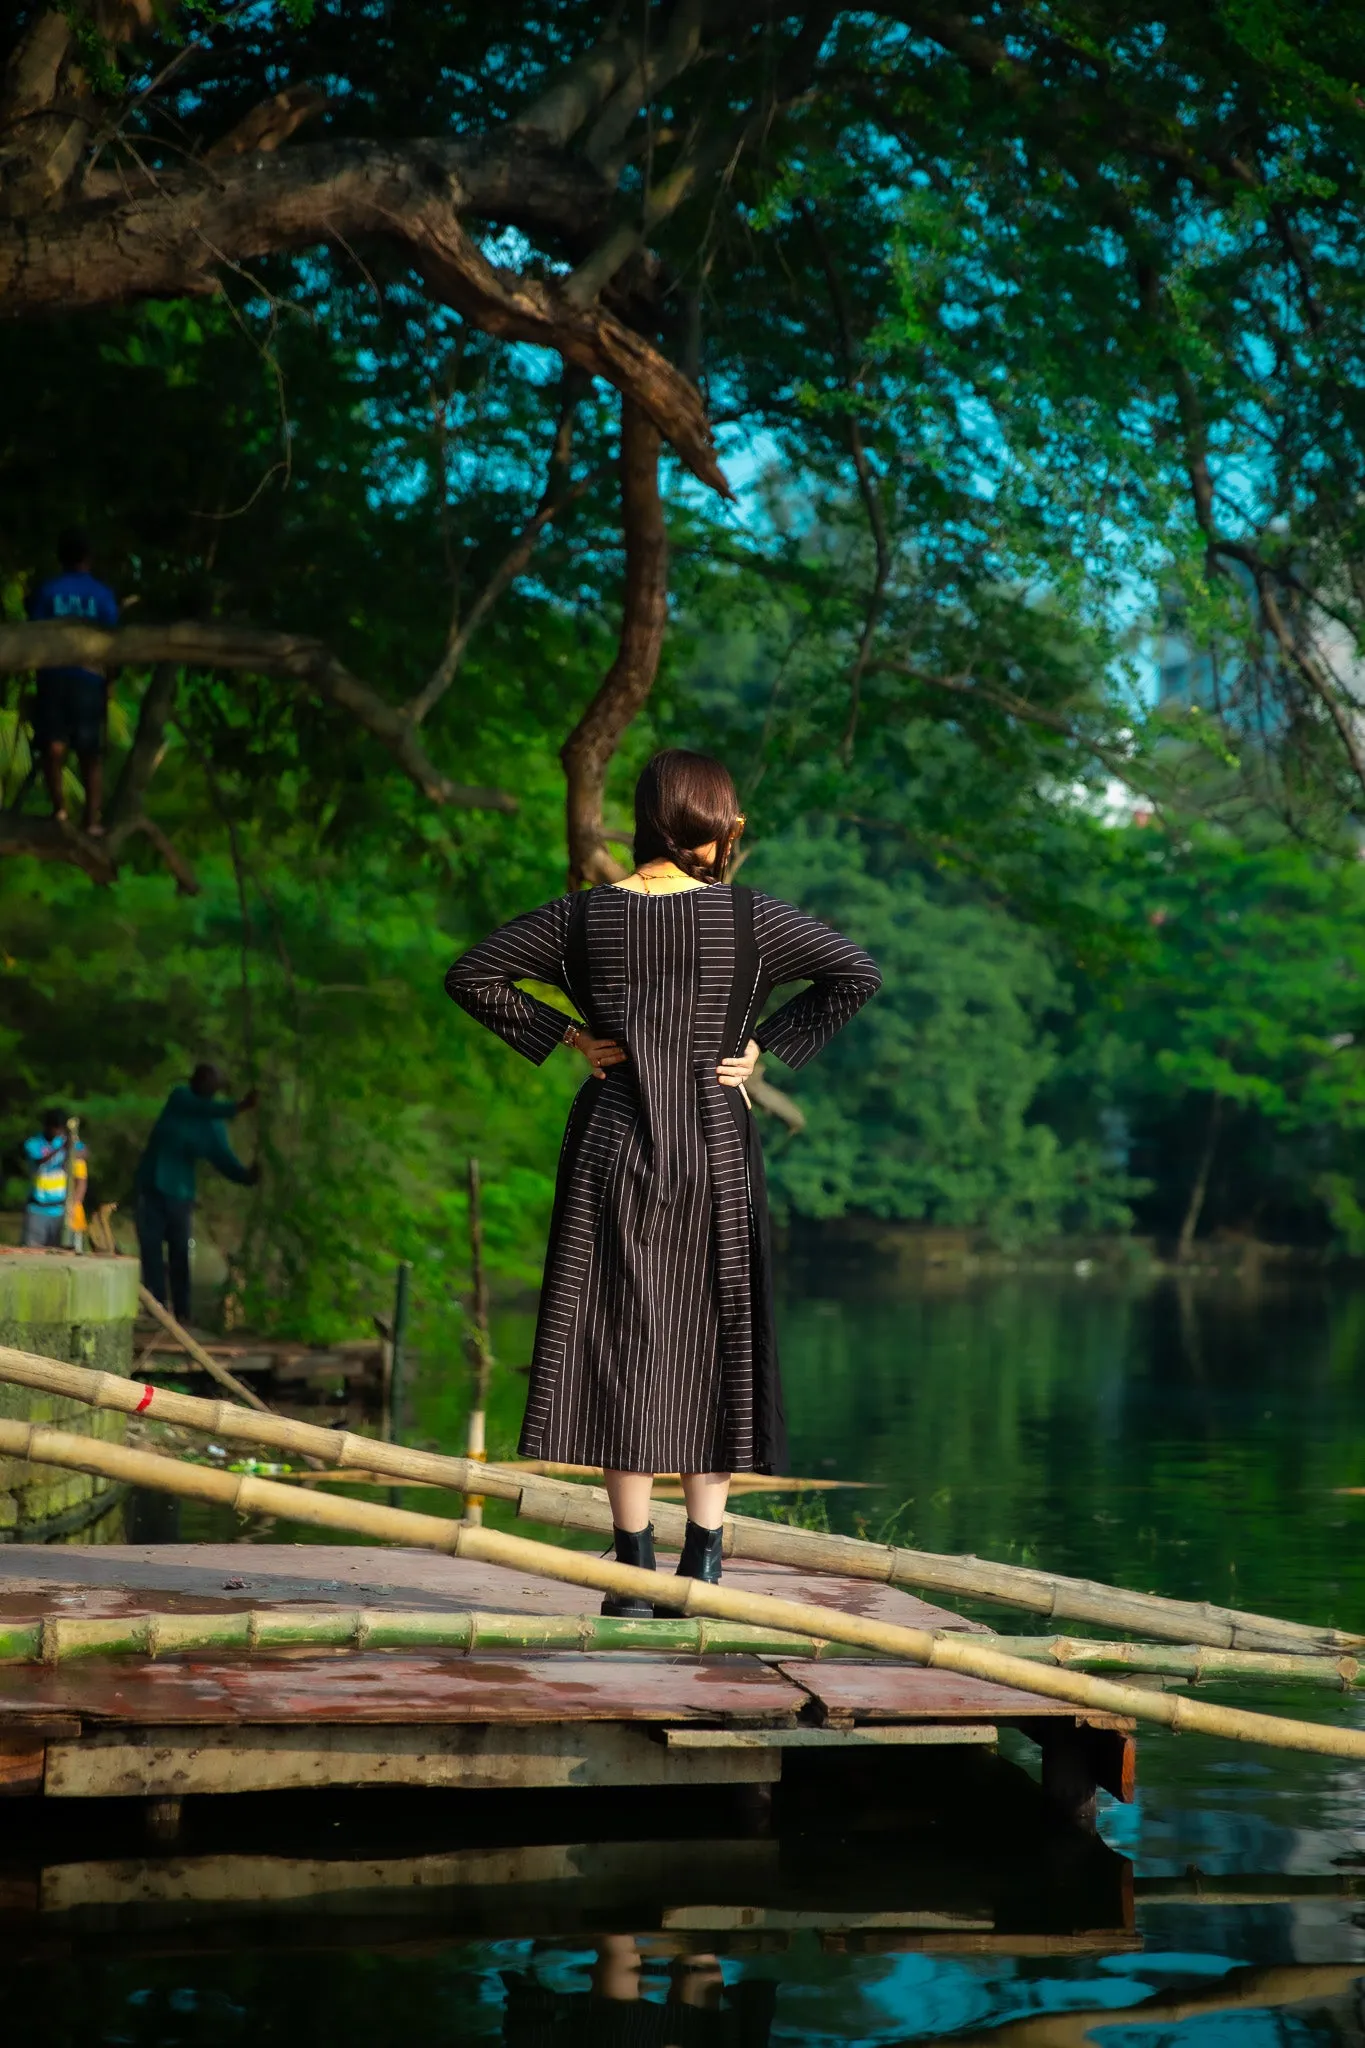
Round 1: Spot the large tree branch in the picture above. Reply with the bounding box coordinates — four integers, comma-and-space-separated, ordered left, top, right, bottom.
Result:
512, 26, 644, 148
561, 399, 669, 886
583, 0, 712, 169
0, 812, 117, 881
0, 621, 516, 813
0, 136, 728, 492
0, 3, 156, 213
0, 8, 88, 211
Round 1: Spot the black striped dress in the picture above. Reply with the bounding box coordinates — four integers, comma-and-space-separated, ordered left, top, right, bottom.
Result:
444, 883, 880, 1473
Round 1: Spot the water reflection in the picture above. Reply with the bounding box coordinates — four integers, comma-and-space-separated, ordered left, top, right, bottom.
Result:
499, 1938, 759, 2047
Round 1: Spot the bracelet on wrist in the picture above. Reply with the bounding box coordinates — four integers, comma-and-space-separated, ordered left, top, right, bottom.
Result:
563, 1022, 582, 1050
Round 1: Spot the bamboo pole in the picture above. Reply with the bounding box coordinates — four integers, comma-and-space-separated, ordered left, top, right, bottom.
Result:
463, 1158, 492, 1524
137, 1288, 271, 1414
0, 1608, 839, 1665
0, 1342, 1356, 1656
0, 1589, 1356, 1685
6, 1417, 1365, 1762
0, 1603, 1357, 1686
950, 1634, 1365, 1687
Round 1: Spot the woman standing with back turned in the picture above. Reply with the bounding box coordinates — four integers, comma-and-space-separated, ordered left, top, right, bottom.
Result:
445, 751, 880, 1611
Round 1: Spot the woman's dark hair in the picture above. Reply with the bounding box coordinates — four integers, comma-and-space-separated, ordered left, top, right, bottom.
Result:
633, 750, 743, 883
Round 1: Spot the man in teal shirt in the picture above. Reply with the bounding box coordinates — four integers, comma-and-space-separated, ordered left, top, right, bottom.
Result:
135, 1064, 259, 1324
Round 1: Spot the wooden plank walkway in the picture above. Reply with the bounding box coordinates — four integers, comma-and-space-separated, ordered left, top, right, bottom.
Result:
0, 1545, 1135, 1816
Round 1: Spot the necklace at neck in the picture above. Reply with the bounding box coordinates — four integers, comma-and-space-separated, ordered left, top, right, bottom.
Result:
634, 862, 705, 896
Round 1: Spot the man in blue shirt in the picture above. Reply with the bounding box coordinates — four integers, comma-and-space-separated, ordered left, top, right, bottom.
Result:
135, 1065, 259, 1325
27, 527, 119, 836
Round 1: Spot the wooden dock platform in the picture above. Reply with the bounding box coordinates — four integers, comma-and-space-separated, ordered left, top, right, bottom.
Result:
0, 1545, 1135, 1823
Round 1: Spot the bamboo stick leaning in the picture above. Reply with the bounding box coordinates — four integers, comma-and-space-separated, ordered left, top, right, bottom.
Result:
0, 1341, 1354, 1658
462, 1157, 492, 1524
137, 1289, 271, 1414
4, 1415, 1365, 1764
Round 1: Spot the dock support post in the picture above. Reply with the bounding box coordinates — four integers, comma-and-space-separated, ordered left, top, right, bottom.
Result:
1035, 1721, 1135, 1832
390, 1261, 411, 1439
144, 1795, 183, 1844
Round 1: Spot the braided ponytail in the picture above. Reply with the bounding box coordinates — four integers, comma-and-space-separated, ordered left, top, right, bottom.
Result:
634, 751, 743, 883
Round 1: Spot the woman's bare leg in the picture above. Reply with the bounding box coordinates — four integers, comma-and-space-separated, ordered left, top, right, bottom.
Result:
680, 1471, 731, 1527
604, 1469, 654, 1531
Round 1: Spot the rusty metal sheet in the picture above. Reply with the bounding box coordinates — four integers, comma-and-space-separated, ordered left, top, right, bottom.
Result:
774, 1662, 1134, 1728
0, 1653, 810, 1727
0, 1545, 980, 1634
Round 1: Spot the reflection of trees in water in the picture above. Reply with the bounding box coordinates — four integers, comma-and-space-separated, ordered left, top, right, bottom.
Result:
778, 1275, 1365, 1621
501, 1940, 776, 2047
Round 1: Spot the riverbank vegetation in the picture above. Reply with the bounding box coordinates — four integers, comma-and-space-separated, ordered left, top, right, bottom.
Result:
4, 2, 1365, 1335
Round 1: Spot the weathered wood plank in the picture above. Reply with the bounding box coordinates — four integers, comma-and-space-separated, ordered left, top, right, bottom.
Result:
0, 1545, 981, 1634
775, 1661, 1135, 1729
665, 1725, 998, 1748
44, 1722, 783, 1797
0, 1737, 45, 1796
0, 1653, 808, 1726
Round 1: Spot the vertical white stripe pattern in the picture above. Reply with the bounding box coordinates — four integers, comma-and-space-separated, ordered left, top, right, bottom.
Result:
445, 885, 880, 1471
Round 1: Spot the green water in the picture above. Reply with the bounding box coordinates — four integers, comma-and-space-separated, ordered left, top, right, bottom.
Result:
19, 1269, 1365, 2044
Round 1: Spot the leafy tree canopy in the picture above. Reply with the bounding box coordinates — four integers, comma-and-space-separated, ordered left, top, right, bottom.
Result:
5, 4, 1365, 1323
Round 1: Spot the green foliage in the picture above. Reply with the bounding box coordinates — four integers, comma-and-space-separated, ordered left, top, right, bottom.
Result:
0, 850, 577, 1338
1064, 826, 1365, 1240
10, 2, 1365, 1329
745, 822, 1133, 1241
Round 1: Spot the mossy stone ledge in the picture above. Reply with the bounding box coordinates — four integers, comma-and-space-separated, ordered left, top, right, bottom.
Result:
0, 1252, 140, 1540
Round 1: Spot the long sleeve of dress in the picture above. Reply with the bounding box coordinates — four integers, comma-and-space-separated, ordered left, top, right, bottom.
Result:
751, 893, 882, 1071
444, 897, 576, 1066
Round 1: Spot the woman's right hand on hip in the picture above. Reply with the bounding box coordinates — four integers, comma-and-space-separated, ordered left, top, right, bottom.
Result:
565, 1027, 628, 1080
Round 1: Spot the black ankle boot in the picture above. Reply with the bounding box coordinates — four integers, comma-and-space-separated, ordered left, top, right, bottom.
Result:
601, 1523, 657, 1618
676, 1520, 724, 1585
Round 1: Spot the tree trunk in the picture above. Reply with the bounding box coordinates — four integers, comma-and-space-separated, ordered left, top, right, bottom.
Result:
561, 400, 668, 886
1177, 1092, 1223, 1262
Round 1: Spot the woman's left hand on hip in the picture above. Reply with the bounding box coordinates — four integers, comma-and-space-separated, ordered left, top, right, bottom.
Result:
716, 1038, 761, 1088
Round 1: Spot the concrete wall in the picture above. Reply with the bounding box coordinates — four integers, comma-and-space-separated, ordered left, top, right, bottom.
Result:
0, 1252, 139, 1539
